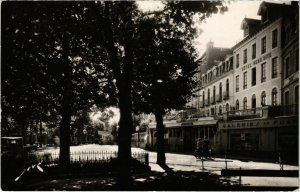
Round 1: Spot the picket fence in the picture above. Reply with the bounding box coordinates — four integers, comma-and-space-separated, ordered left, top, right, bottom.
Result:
37, 151, 149, 166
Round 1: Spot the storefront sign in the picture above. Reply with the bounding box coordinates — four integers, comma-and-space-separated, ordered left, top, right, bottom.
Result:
242, 52, 272, 71
253, 52, 272, 65
181, 122, 194, 126
219, 117, 298, 129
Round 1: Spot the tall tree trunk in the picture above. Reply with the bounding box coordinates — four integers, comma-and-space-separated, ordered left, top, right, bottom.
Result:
59, 94, 71, 168
101, 2, 135, 188
117, 81, 133, 188
155, 109, 166, 165
59, 33, 72, 169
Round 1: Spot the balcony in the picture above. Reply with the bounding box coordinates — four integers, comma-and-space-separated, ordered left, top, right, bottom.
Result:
216, 94, 221, 102
223, 104, 299, 120
204, 99, 209, 106
267, 104, 299, 117
210, 97, 215, 104
223, 91, 229, 100
225, 108, 262, 120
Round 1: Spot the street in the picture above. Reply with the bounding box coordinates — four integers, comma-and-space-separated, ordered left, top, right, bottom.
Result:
147, 151, 299, 187
38, 144, 299, 188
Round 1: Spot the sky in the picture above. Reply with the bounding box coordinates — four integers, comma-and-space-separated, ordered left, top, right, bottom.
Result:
194, 1, 261, 55
137, 1, 286, 56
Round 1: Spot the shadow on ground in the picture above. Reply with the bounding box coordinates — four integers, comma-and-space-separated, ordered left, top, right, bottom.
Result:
17, 170, 231, 191
10, 166, 298, 191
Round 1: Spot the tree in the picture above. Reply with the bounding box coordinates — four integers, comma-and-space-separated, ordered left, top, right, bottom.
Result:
133, 1, 228, 166
2, 2, 116, 168
89, 2, 139, 187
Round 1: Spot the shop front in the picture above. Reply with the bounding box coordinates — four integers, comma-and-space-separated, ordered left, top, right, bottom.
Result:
149, 118, 218, 153
218, 116, 298, 160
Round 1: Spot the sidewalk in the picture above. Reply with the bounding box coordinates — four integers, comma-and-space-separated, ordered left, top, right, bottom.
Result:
147, 152, 299, 188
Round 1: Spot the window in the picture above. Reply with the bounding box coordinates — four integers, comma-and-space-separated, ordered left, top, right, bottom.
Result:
236, 100, 239, 110
243, 72, 247, 89
261, 36, 266, 54
272, 57, 278, 78
219, 105, 222, 114
226, 103, 229, 112
243, 49, 247, 64
219, 82, 222, 100
211, 108, 215, 115
285, 91, 289, 105
261, 62, 266, 82
252, 94, 256, 109
226, 79, 229, 92
208, 89, 210, 105
252, 67, 256, 86
295, 86, 299, 104
271, 88, 277, 106
252, 43, 256, 59
236, 54, 240, 68
261, 91, 266, 106
272, 29, 278, 48
285, 57, 290, 78
243, 97, 247, 110
202, 91, 205, 105
213, 86, 216, 102
236, 75, 239, 92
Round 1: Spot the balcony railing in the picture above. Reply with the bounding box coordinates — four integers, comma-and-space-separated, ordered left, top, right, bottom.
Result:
267, 104, 299, 117
223, 91, 229, 100
162, 104, 298, 123
226, 108, 262, 120
224, 104, 299, 120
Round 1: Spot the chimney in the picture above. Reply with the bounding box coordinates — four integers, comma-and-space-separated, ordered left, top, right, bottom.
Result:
206, 41, 214, 49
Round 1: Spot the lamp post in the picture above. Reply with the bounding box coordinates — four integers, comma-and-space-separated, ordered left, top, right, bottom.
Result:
154, 78, 167, 165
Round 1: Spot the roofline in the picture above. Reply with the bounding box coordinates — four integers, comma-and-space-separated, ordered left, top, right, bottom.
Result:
232, 18, 281, 51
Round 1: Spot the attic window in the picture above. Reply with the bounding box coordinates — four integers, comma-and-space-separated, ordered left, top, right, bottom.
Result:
261, 10, 268, 23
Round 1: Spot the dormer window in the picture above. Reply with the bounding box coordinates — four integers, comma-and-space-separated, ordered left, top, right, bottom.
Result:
244, 25, 249, 37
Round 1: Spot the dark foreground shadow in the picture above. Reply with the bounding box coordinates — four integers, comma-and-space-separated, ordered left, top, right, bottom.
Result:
8, 168, 298, 191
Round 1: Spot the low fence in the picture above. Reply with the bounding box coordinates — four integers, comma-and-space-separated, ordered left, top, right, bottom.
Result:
36, 151, 149, 166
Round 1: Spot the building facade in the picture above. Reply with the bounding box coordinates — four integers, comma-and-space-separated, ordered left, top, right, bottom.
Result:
217, 2, 298, 161
146, 2, 298, 161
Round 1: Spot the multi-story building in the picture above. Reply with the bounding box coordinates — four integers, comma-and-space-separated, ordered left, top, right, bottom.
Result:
188, 41, 232, 111
233, 16, 282, 109
147, 2, 298, 161
282, 1, 299, 107
197, 55, 234, 117
217, 2, 298, 161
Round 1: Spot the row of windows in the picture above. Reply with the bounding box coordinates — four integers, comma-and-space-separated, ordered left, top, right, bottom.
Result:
236, 28, 278, 68
284, 86, 299, 105
235, 88, 278, 110
202, 79, 230, 104
200, 59, 233, 86
284, 49, 299, 78
236, 57, 278, 92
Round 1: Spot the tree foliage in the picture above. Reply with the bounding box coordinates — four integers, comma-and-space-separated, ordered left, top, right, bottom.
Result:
133, 1, 227, 165
2, 2, 116, 166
